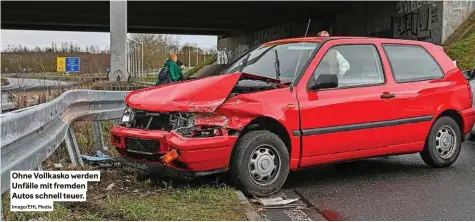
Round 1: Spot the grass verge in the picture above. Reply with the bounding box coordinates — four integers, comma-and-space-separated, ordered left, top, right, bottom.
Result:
185, 56, 217, 78
1, 165, 245, 221
444, 31, 475, 71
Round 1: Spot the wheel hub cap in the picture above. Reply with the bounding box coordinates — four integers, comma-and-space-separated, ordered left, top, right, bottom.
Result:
258, 157, 273, 174
249, 144, 281, 186
440, 136, 452, 150
435, 125, 456, 159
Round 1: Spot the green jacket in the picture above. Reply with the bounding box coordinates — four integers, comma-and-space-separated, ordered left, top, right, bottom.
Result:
164, 59, 184, 81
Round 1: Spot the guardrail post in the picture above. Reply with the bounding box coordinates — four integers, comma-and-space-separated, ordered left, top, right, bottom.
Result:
92, 121, 106, 151
64, 127, 84, 166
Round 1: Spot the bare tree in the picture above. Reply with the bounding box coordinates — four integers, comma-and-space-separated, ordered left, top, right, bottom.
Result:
128, 33, 183, 71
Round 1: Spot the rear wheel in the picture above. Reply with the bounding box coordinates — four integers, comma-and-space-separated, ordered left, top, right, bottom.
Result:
230, 130, 289, 197
420, 116, 462, 167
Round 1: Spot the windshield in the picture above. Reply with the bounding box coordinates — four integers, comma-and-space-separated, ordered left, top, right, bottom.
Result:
219, 42, 320, 82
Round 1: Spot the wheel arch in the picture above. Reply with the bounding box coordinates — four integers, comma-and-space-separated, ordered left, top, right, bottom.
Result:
237, 116, 292, 154
434, 109, 464, 139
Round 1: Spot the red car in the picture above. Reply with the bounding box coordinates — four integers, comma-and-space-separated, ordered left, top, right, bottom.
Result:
111, 37, 475, 197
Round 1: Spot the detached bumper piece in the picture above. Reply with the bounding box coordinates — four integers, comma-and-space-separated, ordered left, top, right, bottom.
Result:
119, 156, 228, 179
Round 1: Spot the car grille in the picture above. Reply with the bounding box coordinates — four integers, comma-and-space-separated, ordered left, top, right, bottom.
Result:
125, 137, 159, 154
131, 111, 172, 131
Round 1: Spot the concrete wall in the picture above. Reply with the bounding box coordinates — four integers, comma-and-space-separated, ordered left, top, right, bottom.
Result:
442, 0, 475, 43
217, 20, 327, 61
332, 2, 397, 38
392, 1, 444, 45
218, 1, 474, 63
217, 2, 396, 61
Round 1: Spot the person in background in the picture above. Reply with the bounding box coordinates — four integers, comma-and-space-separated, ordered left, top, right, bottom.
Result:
317, 30, 350, 76
156, 53, 185, 85
317, 30, 330, 37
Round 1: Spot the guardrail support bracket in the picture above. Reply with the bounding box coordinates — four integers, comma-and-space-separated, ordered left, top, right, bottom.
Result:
65, 127, 84, 166
92, 121, 106, 151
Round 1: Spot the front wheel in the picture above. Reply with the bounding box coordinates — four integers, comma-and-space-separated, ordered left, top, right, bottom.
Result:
229, 130, 289, 197
420, 116, 462, 167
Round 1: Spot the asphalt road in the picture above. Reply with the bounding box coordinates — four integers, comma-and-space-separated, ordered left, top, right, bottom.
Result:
282, 142, 475, 220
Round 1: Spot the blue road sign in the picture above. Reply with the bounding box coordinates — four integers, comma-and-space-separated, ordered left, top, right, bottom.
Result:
65, 57, 80, 72
106, 66, 110, 72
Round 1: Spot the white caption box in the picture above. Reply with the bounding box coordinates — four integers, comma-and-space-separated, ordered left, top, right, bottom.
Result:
10, 171, 100, 212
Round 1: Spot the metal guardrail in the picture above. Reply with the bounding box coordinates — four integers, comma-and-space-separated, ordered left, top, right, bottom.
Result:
0, 89, 131, 194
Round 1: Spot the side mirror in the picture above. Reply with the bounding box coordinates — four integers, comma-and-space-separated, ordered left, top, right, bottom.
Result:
308, 74, 338, 90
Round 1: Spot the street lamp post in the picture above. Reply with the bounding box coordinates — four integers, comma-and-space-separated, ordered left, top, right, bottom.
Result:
129, 39, 143, 78
141, 42, 144, 77
188, 49, 191, 69
136, 43, 139, 77
196, 48, 199, 66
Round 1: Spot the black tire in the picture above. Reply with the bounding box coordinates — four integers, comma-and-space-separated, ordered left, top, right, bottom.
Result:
229, 130, 289, 197
420, 116, 462, 168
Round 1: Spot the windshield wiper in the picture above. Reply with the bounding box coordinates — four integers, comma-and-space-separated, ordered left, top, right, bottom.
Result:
274, 49, 281, 80
239, 53, 252, 72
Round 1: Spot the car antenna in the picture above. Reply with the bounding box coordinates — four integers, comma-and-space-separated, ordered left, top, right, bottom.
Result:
290, 18, 312, 93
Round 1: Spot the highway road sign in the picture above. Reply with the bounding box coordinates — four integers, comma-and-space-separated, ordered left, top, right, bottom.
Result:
56, 57, 66, 72
65, 57, 80, 72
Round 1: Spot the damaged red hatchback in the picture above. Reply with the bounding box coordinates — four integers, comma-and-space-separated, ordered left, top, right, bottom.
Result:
111, 37, 475, 197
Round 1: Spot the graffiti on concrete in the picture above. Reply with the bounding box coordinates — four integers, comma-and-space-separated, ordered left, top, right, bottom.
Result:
394, 1, 442, 44
397, 1, 437, 14
254, 24, 291, 45
217, 49, 228, 65
442, 0, 475, 43
224, 44, 250, 63
217, 23, 293, 63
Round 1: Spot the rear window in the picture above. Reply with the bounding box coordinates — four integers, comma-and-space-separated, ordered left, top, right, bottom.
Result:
383, 44, 444, 82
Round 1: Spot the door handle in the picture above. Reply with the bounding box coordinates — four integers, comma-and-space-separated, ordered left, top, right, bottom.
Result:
381, 92, 395, 99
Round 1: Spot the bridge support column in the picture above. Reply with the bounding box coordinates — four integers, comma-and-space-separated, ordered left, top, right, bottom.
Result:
109, 0, 128, 82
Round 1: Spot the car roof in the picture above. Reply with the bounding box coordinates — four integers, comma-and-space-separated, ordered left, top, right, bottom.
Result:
264, 36, 438, 47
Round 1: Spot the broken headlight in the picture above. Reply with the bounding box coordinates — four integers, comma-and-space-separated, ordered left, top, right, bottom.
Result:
121, 107, 134, 125
173, 113, 228, 138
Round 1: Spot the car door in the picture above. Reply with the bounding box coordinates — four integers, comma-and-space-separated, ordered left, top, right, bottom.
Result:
295, 40, 397, 167
378, 43, 452, 147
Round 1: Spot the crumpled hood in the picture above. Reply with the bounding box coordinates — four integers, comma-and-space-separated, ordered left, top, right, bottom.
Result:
126, 73, 243, 113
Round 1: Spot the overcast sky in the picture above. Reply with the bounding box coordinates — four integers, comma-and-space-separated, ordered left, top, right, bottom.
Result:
1, 30, 217, 51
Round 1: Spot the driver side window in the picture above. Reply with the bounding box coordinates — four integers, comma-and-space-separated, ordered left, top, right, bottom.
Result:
313, 44, 385, 88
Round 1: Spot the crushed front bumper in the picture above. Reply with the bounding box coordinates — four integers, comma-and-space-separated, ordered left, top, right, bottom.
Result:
119, 156, 228, 179
111, 126, 238, 175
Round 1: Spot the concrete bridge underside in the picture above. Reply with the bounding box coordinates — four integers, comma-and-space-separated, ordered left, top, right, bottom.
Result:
2, 1, 474, 81
1, 1, 353, 36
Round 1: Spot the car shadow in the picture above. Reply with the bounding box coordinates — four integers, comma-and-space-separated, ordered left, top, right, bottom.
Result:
283, 155, 436, 188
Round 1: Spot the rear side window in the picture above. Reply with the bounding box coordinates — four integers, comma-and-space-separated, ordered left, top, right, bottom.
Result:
383, 45, 444, 82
